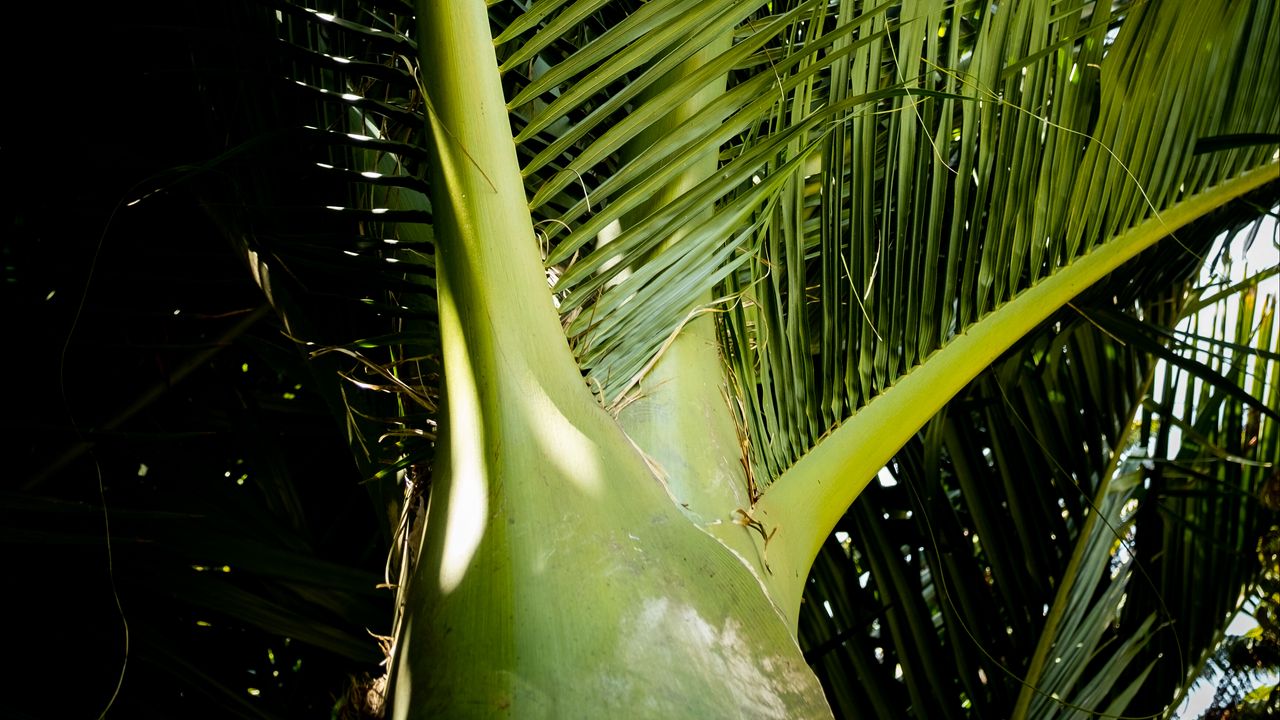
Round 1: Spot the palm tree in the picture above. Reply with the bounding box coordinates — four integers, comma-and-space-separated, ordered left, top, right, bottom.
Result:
51, 0, 1275, 716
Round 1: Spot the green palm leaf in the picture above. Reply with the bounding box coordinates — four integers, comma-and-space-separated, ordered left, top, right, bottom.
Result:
182, 0, 1280, 715
799, 215, 1279, 718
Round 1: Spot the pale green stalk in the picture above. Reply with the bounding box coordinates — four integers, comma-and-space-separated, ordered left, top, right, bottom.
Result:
388, 3, 833, 716
613, 35, 753, 525
735, 163, 1280, 625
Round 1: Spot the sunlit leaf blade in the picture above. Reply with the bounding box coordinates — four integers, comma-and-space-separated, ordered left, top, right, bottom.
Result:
798, 212, 1279, 718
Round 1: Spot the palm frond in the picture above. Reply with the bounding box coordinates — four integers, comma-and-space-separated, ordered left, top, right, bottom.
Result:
195, 0, 442, 508
798, 211, 1279, 718
719, 0, 1279, 486
226, 1, 1278, 491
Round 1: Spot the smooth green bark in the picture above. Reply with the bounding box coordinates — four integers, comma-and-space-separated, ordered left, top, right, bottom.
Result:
612, 36, 754, 528
388, 3, 831, 716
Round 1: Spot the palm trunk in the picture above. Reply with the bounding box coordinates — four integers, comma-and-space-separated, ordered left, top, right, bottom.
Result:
385, 2, 832, 716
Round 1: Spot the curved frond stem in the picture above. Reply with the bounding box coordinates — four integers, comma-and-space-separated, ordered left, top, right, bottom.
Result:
748, 164, 1279, 624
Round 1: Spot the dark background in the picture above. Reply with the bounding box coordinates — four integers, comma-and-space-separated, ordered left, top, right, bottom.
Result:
3, 4, 391, 718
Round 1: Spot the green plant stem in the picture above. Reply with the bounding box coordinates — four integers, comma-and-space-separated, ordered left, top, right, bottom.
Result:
613, 35, 752, 526
387, 3, 833, 716
747, 163, 1280, 627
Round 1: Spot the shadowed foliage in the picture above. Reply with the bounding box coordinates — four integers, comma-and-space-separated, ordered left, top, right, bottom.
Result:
4, 0, 1278, 717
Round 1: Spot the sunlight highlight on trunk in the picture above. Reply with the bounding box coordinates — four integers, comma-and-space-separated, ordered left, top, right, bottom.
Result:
436, 286, 487, 595
526, 389, 603, 497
